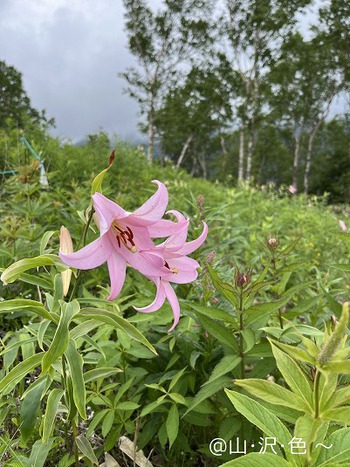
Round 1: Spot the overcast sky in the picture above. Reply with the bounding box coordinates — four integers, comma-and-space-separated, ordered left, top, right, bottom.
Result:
0, 0, 345, 143
0, 0, 146, 142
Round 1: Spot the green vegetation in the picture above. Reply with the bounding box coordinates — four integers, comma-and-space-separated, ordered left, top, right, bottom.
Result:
1, 1, 350, 465
0, 141, 350, 466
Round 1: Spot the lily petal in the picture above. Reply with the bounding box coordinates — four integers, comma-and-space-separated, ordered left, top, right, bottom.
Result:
59, 235, 113, 269
121, 248, 169, 277
147, 217, 189, 238
106, 251, 127, 300
163, 282, 181, 332
128, 181, 168, 226
93, 192, 130, 235
176, 222, 208, 256
168, 268, 199, 284
134, 278, 166, 313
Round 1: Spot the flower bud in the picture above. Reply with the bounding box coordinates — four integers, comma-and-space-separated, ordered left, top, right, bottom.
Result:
267, 237, 279, 250
235, 270, 252, 289
59, 226, 73, 296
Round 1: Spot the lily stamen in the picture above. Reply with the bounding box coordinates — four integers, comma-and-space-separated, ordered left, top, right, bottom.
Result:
112, 221, 137, 252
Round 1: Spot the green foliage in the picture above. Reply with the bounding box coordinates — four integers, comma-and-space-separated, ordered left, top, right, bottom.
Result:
0, 141, 350, 466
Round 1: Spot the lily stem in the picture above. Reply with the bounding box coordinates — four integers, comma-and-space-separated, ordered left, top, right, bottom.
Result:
69, 206, 95, 301
72, 418, 79, 467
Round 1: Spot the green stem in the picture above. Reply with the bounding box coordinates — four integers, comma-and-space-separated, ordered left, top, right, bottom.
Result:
278, 309, 284, 329
239, 290, 245, 380
69, 207, 95, 301
314, 370, 321, 419
72, 418, 79, 467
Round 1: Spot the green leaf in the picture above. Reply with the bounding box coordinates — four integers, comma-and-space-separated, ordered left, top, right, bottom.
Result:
317, 427, 350, 466
169, 393, 188, 405
242, 328, 256, 352
0, 352, 44, 395
318, 373, 338, 412
0, 299, 55, 323
91, 149, 115, 194
41, 301, 78, 373
321, 287, 343, 319
27, 438, 55, 467
168, 367, 187, 392
117, 401, 140, 411
190, 304, 237, 325
203, 355, 241, 386
75, 434, 99, 466
16, 272, 52, 289
322, 360, 350, 374
245, 297, 291, 327
270, 341, 313, 411
234, 379, 306, 411
325, 385, 350, 410
293, 413, 328, 465
42, 388, 64, 442
64, 339, 87, 419
40, 230, 57, 255
184, 376, 233, 415
80, 308, 157, 355
194, 313, 238, 351
1, 254, 64, 284
220, 452, 292, 466
207, 263, 238, 307
140, 399, 167, 417
102, 410, 115, 437
323, 407, 350, 424
224, 390, 292, 462
20, 380, 45, 443
331, 264, 350, 273
83, 367, 122, 383
271, 339, 315, 364
166, 403, 179, 448
70, 320, 102, 339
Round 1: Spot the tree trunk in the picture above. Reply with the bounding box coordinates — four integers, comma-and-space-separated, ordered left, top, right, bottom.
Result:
246, 132, 254, 182
147, 120, 154, 163
238, 126, 245, 182
292, 133, 301, 192
198, 153, 207, 179
176, 134, 193, 168
303, 125, 319, 195
303, 93, 335, 194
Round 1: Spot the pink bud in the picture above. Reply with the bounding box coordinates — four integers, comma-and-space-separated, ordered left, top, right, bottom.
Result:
59, 226, 73, 296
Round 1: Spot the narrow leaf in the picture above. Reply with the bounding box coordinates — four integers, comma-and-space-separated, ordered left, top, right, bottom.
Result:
64, 339, 87, 419
42, 388, 64, 442
166, 404, 179, 448
75, 434, 99, 465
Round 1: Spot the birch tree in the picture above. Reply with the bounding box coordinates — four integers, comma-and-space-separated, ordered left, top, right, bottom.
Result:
268, 33, 342, 193
121, 0, 213, 162
157, 64, 234, 176
221, 0, 311, 182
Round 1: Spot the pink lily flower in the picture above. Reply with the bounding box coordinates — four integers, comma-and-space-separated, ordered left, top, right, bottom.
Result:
59, 181, 188, 300
135, 212, 208, 331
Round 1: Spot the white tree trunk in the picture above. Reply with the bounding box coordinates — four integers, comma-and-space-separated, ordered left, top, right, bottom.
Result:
292, 133, 301, 192
176, 134, 193, 168
303, 93, 335, 194
238, 127, 245, 182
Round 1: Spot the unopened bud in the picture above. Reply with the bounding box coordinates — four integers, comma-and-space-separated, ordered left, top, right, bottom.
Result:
59, 226, 73, 296
235, 270, 252, 289
206, 251, 215, 264
267, 237, 279, 250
